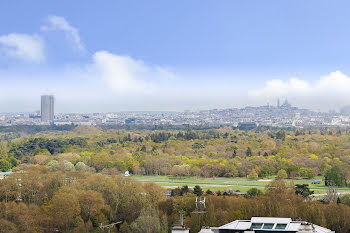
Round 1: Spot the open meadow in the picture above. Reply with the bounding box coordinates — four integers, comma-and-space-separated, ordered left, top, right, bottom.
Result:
132, 175, 350, 194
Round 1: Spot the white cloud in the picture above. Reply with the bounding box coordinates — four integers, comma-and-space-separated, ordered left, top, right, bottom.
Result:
41, 15, 85, 52
0, 50, 179, 112
0, 33, 45, 62
91, 51, 174, 94
250, 71, 350, 110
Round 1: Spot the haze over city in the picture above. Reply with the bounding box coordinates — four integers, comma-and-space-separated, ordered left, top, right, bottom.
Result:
1, 1, 350, 113
2, 2, 350, 233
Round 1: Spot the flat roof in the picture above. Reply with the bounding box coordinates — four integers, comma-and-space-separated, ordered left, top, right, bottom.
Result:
215, 217, 334, 233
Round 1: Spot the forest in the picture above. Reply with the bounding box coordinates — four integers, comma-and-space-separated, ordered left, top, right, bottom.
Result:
1, 126, 349, 186
0, 126, 350, 232
0, 167, 350, 232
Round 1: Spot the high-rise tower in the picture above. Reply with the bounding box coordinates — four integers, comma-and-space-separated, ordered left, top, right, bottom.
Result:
41, 95, 54, 122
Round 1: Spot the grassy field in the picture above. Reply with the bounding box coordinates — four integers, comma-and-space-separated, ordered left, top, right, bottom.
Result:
131, 175, 350, 194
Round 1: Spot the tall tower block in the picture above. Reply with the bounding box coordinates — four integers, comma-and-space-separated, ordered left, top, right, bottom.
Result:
41, 95, 54, 122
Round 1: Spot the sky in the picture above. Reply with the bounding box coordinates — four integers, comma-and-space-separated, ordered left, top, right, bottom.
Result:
1, 0, 350, 113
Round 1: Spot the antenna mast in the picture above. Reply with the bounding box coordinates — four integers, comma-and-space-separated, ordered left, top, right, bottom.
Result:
192, 196, 207, 231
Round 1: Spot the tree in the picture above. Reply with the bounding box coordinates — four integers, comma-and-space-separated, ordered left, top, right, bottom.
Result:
130, 208, 166, 233
276, 130, 286, 140
0, 159, 11, 172
0, 219, 17, 233
140, 145, 147, 152
206, 189, 214, 195
171, 188, 182, 196
76, 190, 105, 224
143, 182, 166, 206
325, 186, 339, 202
193, 185, 203, 196
298, 168, 314, 179
192, 142, 205, 149
50, 192, 82, 231
173, 193, 195, 217
181, 185, 189, 195
246, 188, 262, 198
91, 152, 109, 171
231, 150, 237, 158
265, 179, 294, 197
325, 165, 347, 187
276, 169, 288, 179
75, 162, 89, 172
0, 141, 8, 158
246, 147, 252, 157
119, 221, 130, 233
260, 165, 272, 178
295, 184, 314, 198
247, 170, 258, 180
0, 176, 20, 202
63, 160, 75, 172
340, 194, 350, 206
8, 157, 17, 168
47, 160, 60, 171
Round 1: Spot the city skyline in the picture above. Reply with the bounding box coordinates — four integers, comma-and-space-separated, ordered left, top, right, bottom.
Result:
0, 95, 339, 114
1, 1, 350, 112
2, 95, 350, 128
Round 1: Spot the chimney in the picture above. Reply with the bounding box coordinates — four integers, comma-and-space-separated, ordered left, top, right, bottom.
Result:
172, 214, 189, 233
179, 214, 184, 226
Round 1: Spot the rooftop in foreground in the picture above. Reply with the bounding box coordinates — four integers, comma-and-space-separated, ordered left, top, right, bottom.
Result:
207, 217, 334, 233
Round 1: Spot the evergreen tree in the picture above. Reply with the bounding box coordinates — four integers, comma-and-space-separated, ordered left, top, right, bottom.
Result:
231, 150, 237, 158
193, 185, 203, 196
206, 189, 213, 195
246, 147, 252, 157
181, 185, 189, 195
295, 184, 314, 197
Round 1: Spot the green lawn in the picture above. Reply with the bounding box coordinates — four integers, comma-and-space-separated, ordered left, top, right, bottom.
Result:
131, 175, 350, 194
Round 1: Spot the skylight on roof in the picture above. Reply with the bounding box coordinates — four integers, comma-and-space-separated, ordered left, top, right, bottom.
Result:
252, 223, 263, 229
275, 223, 287, 230
263, 223, 274, 229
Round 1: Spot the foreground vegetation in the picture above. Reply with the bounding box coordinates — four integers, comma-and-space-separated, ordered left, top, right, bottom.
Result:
0, 167, 350, 232
0, 126, 350, 231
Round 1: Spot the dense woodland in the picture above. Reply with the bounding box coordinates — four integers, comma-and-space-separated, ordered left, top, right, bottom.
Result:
0, 168, 350, 232
1, 126, 350, 232
1, 126, 350, 186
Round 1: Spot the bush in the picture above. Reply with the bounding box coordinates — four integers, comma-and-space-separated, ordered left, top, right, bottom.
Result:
341, 194, 350, 206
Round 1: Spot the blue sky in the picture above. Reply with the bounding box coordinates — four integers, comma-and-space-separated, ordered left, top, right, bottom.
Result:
1, 0, 350, 112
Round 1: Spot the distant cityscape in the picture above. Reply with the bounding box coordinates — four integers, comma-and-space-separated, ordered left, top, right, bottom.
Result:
1, 96, 350, 128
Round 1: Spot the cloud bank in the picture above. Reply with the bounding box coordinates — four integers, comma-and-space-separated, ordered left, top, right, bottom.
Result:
0, 33, 45, 62
250, 71, 350, 110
